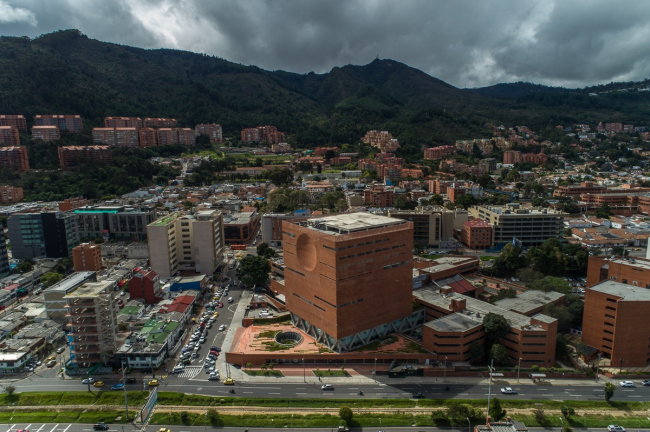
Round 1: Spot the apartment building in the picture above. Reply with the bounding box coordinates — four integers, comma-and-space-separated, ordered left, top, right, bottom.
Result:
424, 146, 455, 160
261, 211, 311, 247
0, 115, 27, 130
0, 186, 23, 204
240, 125, 285, 144
364, 185, 398, 207
143, 118, 176, 128
128, 269, 161, 304
92, 127, 139, 147
156, 128, 195, 146
0, 146, 29, 172
223, 211, 260, 245
104, 117, 143, 129
455, 140, 474, 153
59, 197, 88, 212
416, 289, 557, 365
148, 210, 225, 278
34, 115, 83, 133
195, 123, 223, 142
361, 130, 400, 153
582, 280, 650, 367
75, 205, 157, 242
478, 158, 497, 173
461, 219, 492, 250
42, 271, 97, 319
64, 280, 118, 368
31, 125, 60, 142
138, 128, 158, 147
72, 243, 103, 272
58, 146, 112, 169
283, 213, 420, 352
388, 206, 457, 248
0, 126, 20, 147
0, 230, 9, 274
8, 211, 79, 259
553, 182, 607, 198
469, 203, 567, 246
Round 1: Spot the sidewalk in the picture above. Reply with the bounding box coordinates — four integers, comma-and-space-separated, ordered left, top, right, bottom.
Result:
217, 289, 254, 381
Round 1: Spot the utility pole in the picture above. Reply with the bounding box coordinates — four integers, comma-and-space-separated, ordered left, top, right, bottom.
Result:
517, 357, 522, 383
596, 353, 601, 382
619, 358, 624, 374
467, 417, 471, 432
443, 356, 447, 382
302, 358, 305, 383
374, 358, 377, 382
487, 359, 494, 420
121, 360, 129, 420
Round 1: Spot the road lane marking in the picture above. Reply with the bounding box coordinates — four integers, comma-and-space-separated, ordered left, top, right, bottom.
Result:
36, 425, 46, 432
542, 394, 553, 396
628, 395, 642, 398
62, 424, 72, 432
48, 423, 59, 432
269, 392, 280, 394
296, 393, 307, 395
5, 424, 15, 432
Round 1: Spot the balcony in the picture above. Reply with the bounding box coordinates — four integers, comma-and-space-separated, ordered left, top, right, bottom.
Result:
70, 347, 102, 354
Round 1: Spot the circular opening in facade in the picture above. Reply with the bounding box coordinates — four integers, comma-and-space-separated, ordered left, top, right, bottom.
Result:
275, 331, 303, 346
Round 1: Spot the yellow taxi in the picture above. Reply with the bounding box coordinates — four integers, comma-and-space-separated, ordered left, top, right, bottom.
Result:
148, 379, 159, 387
213, 312, 219, 318
46, 355, 56, 362
159, 429, 171, 432
93, 381, 105, 388
223, 378, 235, 385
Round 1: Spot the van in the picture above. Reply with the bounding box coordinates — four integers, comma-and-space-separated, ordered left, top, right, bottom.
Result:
228, 297, 233, 303
173, 366, 185, 374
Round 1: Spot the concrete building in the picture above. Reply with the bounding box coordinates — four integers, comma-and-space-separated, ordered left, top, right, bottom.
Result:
43, 271, 97, 319
388, 206, 455, 248
479, 158, 496, 173
92, 127, 139, 147
0, 146, 29, 172
74, 205, 157, 242
223, 211, 260, 245
461, 219, 492, 250
148, 210, 225, 278
283, 213, 423, 352
31, 125, 60, 142
58, 146, 112, 169
469, 203, 567, 246
582, 280, 650, 367
261, 211, 310, 247
195, 123, 223, 142
64, 280, 118, 368
72, 243, 103, 272
0, 115, 27, 130
104, 117, 143, 129
34, 115, 83, 133
415, 288, 558, 365
114, 319, 181, 370
8, 211, 79, 259
0, 127, 19, 147
0, 230, 9, 275
0, 186, 23, 204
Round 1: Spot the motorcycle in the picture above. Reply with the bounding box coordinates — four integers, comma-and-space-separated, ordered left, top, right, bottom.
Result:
358, 390, 363, 396
445, 386, 450, 391
229, 388, 235, 394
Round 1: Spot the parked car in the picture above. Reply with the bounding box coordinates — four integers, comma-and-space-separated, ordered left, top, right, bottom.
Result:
219, 324, 226, 331
56, 347, 65, 354
46, 360, 56, 368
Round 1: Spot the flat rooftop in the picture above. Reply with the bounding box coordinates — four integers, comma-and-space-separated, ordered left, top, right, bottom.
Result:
149, 213, 179, 226
425, 313, 482, 333
224, 212, 257, 225
63, 281, 113, 298
494, 290, 564, 314
590, 280, 650, 301
300, 212, 405, 234
46, 271, 95, 293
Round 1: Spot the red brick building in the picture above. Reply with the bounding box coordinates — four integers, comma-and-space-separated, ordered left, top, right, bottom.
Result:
129, 269, 162, 304
0, 146, 29, 172
363, 185, 396, 207
447, 185, 466, 203
35, 115, 83, 133
0, 126, 20, 146
195, 124, 223, 142
58, 146, 112, 170
424, 146, 455, 160
59, 197, 88, 211
241, 126, 285, 144
138, 128, 158, 147
0, 186, 23, 203
282, 213, 415, 351
31, 125, 60, 142
72, 243, 103, 272
582, 280, 650, 367
157, 128, 195, 146
0, 115, 26, 130
92, 127, 139, 147
314, 146, 340, 156
461, 219, 492, 250
553, 182, 607, 198
104, 117, 143, 129
143, 118, 176, 128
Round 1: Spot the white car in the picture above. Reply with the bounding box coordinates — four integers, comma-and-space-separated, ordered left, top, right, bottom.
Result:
82, 378, 95, 384
321, 384, 334, 390
608, 426, 626, 432
500, 387, 517, 394
619, 381, 635, 387
219, 324, 226, 331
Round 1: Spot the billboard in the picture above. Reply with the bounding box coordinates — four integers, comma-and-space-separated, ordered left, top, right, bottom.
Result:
139, 386, 158, 423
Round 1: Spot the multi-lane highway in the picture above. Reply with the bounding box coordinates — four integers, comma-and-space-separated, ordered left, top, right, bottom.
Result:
0, 426, 629, 432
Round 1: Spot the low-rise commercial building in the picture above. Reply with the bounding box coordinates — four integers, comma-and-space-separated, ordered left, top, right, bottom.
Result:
223, 211, 260, 245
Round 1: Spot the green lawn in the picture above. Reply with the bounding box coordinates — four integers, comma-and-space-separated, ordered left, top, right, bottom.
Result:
0, 409, 137, 423
244, 370, 284, 377
150, 413, 420, 427
312, 370, 348, 377
421, 254, 444, 259
480, 255, 496, 261
0, 390, 149, 407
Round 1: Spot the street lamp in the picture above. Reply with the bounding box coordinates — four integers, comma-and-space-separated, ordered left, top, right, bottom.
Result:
302, 358, 305, 383
487, 359, 494, 422
517, 357, 522, 383
559, 416, 564, 431
204, 412, 207, 432
619, 358, 624, 374
291, 414, 294, 432
467, 417, 471, 432
379, 417, 382, 430
443, 356, 447, 382
596, 353, 601, 382
374, 358, 377, 382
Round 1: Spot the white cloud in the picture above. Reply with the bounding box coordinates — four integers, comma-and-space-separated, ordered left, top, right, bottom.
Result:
0, 0, 37, 25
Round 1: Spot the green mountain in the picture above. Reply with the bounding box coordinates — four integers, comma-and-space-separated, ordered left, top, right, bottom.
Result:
2, 29, 650, 155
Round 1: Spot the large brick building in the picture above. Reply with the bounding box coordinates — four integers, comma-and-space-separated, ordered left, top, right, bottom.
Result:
31, 125, 60, 142
424, 146, 455, 160
363, 185, 398, 207
138, 128, 158, 147
240, 126, 285, 144
282, 213, 420, 352
104, 117, 143, 129
0, 186, 23, 203
553, 182, 607, 198
157, 128, 195, 146
143, 118, 176, 128
58, 146, 112, 170
223, 212, 260, 245
586, 255, 650, 288
92, 127, 139, 147
0, 146, 29, 172
0, 115, 26, 130
34, 115, 83, 133
582, 280, 650, 367
461, 219, 492, 250
195, 124, 223, 142
72, 243, 103, 272
0, 126, 20, 146
362, 130, 400, 153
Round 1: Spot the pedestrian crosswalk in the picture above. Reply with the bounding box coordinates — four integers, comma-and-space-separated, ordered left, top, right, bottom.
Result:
175, 366, 203, 378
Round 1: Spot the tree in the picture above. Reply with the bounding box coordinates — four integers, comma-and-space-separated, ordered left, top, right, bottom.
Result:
489, 397, 506, 421
446, 403, 483, 425
245, 362, 252, 370
431, 410, 449, 425
268, 168, 294, 186
532, 407, 546, 424
256, 243, 277, 259
237, 255, 271, 287
414, 243, 425, 255
468, 341, 484, 363
455, 193, 476, 210
445, 202, 456, 210
206, 408, 220, 425
325, 150, 337, 161
339, 406, 353, 423
93, 237, 105, 244
15, 259, 34, 273
180, 411, 190, 424
561, 405, 575, 419
268, 362, 275, 371
595, 202, 612, 219
40, 272, 63, 288
604, 382, 616, 401
118, 322, 129, 332
2, 384, 15, 397
490, 343, 509, 365
483, 313, 511, 348
529, 276, 572, 295
611, 246, 629, 257
429, 194, 444, 206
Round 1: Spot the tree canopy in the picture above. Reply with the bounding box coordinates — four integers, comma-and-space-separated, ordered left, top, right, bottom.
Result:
237, 255, 271, 287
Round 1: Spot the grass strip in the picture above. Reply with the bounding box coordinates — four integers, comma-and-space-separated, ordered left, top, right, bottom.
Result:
0, 409, 137, 423
312, 370, 347, 377
0, 391, 149, 407
243, 370, 285, 377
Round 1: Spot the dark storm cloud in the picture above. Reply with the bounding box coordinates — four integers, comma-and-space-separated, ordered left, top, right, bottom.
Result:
2, 0, 650, 88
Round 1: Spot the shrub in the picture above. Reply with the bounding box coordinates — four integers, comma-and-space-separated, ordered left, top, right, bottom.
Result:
532, 365, 539, 372
339, 406, 353, 423
561, 405, 575, 419
431, 410, 449, 425
532, 408, 546, 424
180, 411, 189, 424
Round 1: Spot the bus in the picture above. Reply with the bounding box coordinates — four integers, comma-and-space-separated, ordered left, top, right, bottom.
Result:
230, 244, 246, 251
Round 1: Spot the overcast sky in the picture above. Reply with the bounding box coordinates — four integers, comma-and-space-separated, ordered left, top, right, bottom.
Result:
2, 0, 650, 88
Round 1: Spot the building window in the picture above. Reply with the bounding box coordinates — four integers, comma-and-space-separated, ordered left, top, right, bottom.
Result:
622, 279, 627, 284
